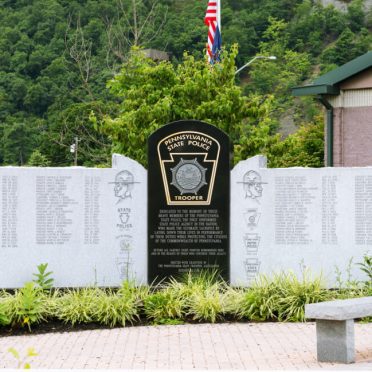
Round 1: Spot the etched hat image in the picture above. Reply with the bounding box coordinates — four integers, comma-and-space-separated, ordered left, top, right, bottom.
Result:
111, 170, 135, 201
243, 170, 266, 199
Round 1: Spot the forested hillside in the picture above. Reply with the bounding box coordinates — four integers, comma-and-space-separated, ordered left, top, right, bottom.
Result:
0, 0, 371, 166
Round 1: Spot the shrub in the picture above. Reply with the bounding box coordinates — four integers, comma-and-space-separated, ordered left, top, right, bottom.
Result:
52, 282, 144, 327
235, 275, 280, 321
167, 270, 226, 323
275, 271, 329, 321
188, 282, 224, 323
358, 254, 372, 284
0, 291, 12, 326
7, 282, 48, 331
32, 263, 54, 291
143, 287, 186, 323
90, 290, 139, 327
234, 270, 329, 322
52, 288, 99, 325
92, 282, 142, 327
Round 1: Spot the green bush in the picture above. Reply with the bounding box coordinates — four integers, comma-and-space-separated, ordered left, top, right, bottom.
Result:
91, 282, 143, 327
51, 282, 144, 327
143, 271, 227, 323
235, 275, 280, 321
90, 290, 139, 327
7, 282, 48, 331
232, 270, 329, 322
143, 288, 186, 323
52, 288, 99, 325
187, 282, 224, 323
169, 271, 226, 323
275, 271, 329, 321
357, 254, 372, 284
0, 291, 12, 326
0, 267, 369, 332
32, 263, 54, 291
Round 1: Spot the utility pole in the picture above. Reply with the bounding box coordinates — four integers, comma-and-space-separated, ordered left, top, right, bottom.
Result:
70, 137, 79, 166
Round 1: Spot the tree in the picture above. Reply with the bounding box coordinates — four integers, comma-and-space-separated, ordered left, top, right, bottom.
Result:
320, 27, 371, 67
268, 115, 324, 168
41, 101, 113, 166
347, 0, 365, 32
101, 46, 277, 166
0, 0, 366, 168
247, 18, 311, 96
27, 150, 51, 167
1, 120, 39, 165
234, 109, 324, 168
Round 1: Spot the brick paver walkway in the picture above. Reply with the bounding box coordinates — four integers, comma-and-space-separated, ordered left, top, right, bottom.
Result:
0, 322, 371, 370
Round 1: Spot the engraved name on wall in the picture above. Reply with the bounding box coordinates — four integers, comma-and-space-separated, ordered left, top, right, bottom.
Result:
231, 156, 370, 287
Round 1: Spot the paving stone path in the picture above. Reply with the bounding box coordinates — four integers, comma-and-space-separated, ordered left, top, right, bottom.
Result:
0, 322, 371, 370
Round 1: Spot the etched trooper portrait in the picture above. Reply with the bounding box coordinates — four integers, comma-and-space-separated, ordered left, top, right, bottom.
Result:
243, 170, 265, 200
112, 170, 134, 202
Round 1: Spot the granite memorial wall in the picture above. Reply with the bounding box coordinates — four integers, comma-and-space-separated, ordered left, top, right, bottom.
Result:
230, 155, 370, 287
0, 152, 370, 288
0, 154, 147, 288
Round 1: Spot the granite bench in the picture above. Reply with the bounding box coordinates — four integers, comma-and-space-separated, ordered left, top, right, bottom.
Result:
305, 296, 372, 363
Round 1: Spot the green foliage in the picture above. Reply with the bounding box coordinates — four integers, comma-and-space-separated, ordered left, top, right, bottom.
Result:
27, 150, 51, 167
0, 291, 12, 326
233, 102, 324, 168
90, 289, 139, 327
357, 253, 372, 285
8, 347, 38, 369
52, 288, 99, 325
52, 281, 142, 327
102, 45, 247, 166
187, 281, 224, 323
234, 275, 280, 321
1, 120, 39, 165
333, 257, 371, 300
32, 263, 54, 290
92, 281, 142, 327
8, 282, 48, 331
143, 288, 186, 323
0, 0, 371, 167
275, 271, 329, 321
0, 268, 371, 330
347, 0, 365, 32
103, 45, 319, 168
320, 26, 371, 70
246, 17, 312, 106
232, 271, 328, 322
41, 101, 113, 166
168, 270, 226, 323
268, 116, 325, 167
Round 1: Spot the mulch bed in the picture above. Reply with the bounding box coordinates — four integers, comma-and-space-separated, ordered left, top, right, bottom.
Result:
0, 315, 248, 337
0, 321, 119, 337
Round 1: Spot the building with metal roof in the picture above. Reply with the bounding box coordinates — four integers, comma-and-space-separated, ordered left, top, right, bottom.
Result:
292, 51, 372, 167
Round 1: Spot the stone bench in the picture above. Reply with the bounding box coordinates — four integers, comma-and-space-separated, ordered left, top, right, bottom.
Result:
305, 297, 372, 363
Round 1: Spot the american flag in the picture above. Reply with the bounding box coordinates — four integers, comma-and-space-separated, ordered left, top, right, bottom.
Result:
204, 0, 221, 63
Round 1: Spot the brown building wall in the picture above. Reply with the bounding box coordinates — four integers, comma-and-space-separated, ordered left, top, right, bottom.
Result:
332, 106, 372, 167
332, 107, 343, 167
340, 69, 372, 90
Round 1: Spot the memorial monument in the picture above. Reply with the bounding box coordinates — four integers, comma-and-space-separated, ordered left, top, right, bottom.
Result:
0, 120, 370, 288
147, 120, 230, 282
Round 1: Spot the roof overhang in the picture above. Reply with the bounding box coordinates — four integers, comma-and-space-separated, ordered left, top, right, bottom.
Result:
292, 84, 340, 96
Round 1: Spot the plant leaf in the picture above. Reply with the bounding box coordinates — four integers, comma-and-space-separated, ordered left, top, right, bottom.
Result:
8, 347, 20, 360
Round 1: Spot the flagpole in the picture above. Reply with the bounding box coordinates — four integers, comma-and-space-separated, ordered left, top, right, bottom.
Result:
217, 0, 221, 35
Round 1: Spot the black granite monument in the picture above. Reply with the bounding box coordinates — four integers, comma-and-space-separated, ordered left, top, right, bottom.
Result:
148, 120, 230, 282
